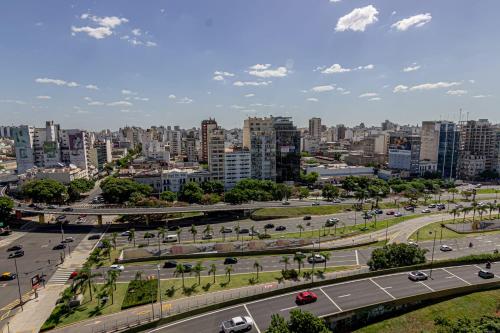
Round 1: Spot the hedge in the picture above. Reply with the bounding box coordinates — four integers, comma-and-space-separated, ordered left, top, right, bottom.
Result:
121, 279, 158, 310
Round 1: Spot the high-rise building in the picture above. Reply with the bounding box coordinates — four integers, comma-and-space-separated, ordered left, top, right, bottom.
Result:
11, 125, 35, 173
95, 139, 113, 170
201, 118, 217, 163
224, 150, 251, 189
250, 129, 276, 181
457, 119, 497, 179
308, 117, 322, 139
242, 117, 273, 149
337, 124, 346, 140
207, 127, 225, 181
184, 134, 197, 162
388, 134, 421, 176
273, 117, 301, 182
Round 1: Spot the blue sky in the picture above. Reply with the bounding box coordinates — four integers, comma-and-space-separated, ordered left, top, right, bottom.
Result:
0, 0, 499, 130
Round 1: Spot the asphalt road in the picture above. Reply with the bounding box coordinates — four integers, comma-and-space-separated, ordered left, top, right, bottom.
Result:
145, 262, 500, 333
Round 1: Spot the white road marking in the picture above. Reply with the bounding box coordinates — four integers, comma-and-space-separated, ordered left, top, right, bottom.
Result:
243, 304, 261, 333
355, 250, 359, 265
441, 268, 471, 285
419, 281, 435, 292
369, 278, 396, 300
338, 294, 351, 298
319, 288, 343, 312
280, 305, 298, 312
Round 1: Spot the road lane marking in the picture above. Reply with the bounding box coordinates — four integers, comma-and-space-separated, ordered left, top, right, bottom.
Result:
355, 250, 359, 265
419, 281, 435, 292
280, 305, 298, 312
338, 294, 351, 298
243, 304, 261, 333
369, 278, 396, 300
440, 268, 471, 285
319, 288, 343, 312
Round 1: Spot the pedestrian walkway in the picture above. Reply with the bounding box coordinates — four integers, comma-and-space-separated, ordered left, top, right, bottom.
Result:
47, 268, 75, 286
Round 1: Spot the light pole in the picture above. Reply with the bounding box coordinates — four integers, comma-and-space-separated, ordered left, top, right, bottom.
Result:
156, 264, 163, 319
385, 218, 389, 244
429, 230, 437, 279
60, 223, 64, 242
14, 258, 23, 310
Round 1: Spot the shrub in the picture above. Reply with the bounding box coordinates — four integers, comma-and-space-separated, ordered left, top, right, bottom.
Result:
121, 279, 158, 309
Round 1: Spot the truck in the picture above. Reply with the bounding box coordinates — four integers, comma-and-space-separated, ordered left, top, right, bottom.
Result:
220, 316, 253, 333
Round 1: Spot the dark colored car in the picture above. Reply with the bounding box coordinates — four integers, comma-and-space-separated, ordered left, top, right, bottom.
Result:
28, 203, 36, 208
47, 205, 57, 209
374, 209, 383, 214
201, 234, 213, 240
167, 225, 179, 231
62, 207, 74, 212
224, 257, 238, 265
88, 234, 101, 240
264, 223, 275, 229
238, 228, 250, 234
53, 244, 66, 250
8, 250, 24, 258
163, 260, 177, 268
295, 291, 318, 305
182, 263, 193, 272
478, 269, 494, 279
303, 215, 312, 220
275, 226, 286, 231
7, 245, 22, 252
221, 227, 233, 233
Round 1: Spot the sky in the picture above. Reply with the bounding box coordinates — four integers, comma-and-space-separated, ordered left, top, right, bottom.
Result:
0, 0, 499, 130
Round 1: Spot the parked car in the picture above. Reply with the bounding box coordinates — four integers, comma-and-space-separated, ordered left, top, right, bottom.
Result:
7, 245, 22, 252
325, 218, 339, 227
394, 212, 404, 217
221, 227, 233, 233
332, 199, 342, 203
224, 257, 238, 265
478, 269, 494, 279
404, 206, 415, 211
238, 228, 249, 234
408, 241, 419, 247
428, 204, 436, 208
307, 254, 326, 263
121, 231, 131, 236
52, 244, 66, 250
88, 234, 101, 240
109, 264, 125, 272
275, 225, 286, 231
386, 211, 395, 215
62, 237, 74, 243
282, 201, 290, 205
374, 209, 383, 214
0, 272, 17, 281
220, 316, 253, 333
55, 215, 67, 221
408, 271, 428, 281
295, 291, 318, 305
62, 207, 74, 212
264, 223, 275, 229
312, 202, 320, 206
182, 263, 193, 272
8, 250, 24, 259
201, 234, 213, 240
163, 260, 177, 268
440, 245, 453, 252
303, 215, 312, 220
421, 209, 431, 213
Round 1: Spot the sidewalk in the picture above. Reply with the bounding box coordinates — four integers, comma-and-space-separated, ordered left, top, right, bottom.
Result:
1, 227, 106, 333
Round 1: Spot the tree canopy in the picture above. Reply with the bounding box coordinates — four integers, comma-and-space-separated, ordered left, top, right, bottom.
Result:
100, 177, 152, 203
322, 184, 340, 201
368, 243, 428, 271
266, 309, 331, 333
178, 182, 204, 203
22, 179, 68, 204
159, 190, 177, 202
201, 180, 224, 194
0, 197, 14, 221
68, 178, 95, 200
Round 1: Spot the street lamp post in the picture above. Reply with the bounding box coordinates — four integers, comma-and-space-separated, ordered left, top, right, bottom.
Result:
14, 258, 23, 310
60, 223, 64, 243
156, 264, 163, 319
429, 230, 437, 279
385, 218, 389, 244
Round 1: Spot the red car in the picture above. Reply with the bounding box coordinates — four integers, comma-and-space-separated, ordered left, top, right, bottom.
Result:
386, 211, 395, 215
69, 271, 78, 279
295, 291, 318, 305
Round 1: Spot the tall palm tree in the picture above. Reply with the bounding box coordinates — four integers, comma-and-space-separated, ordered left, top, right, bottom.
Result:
450, 207, 460, 223
234, 225, 240, 241
105, 269, 120, 304
225, 265, 233, 282
297, 224, 304, 238
280, 256, 290, 271
497, 203, 500, 219
73, 264, 101, 301
475, 205, 488, 230
157, 227, 165, 253
487, 203, 496, 219
101, 238, 112, 258
253, 261, 262, 281
189, 224, 198, 243
448, 188, 458, 202
354, 190, 368, 208
461, 206, 471, 223
320, 251, 331, 271
220, 226, 227, 242
192, 262, 205, 285
203, 224, 213, 238
470, 202, 479, 223
111, 232, 118, 250
208, 263, 217, 283
174, 264, 187, 288
175, 227, 182, 244
250, 226, 256, 240
293, 254, 304, 274
128, 228, 136, 247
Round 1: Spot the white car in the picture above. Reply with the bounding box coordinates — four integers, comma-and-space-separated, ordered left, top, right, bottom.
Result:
121, 231, 131, 236
408, 241, 418, 247
220, 316, 253, 333
394, 212, 403, 217
109, 264, 125, 271
421, 209, 431, 213
408, 271, 428, 281
307, 254, 326, 263
440, 245, 453, 252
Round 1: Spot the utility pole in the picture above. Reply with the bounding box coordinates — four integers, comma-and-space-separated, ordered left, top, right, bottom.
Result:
14, 258, 23, 310
157, 265, 163, 319
429, 231, 437, 279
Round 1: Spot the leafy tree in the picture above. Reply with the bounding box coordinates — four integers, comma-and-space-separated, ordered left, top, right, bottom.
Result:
160, 191, 177, 202
300, 172, 319, 185
274, 183, 292, 201
68, 179, 95, 201
200, 193, 221, 205
367, 243, 428, 271
266, 309, 332, 333
100, 177, 152, 204
201, 180, 224, 194
189, 224, 198, 243
280, 256, 290, 271
22, 179, 68, 204
178, 182, 204, 204
224, 188, 246, 204
322, 184, 339, 201
434, 315, 500, 333
0, 197, 14, 221
298, 187, 310, 200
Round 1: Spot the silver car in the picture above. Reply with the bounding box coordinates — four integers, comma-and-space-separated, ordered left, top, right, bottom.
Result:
408, 271, 428, 281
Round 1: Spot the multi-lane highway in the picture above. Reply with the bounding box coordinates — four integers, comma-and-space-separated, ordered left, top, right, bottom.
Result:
144, 262, 499, 333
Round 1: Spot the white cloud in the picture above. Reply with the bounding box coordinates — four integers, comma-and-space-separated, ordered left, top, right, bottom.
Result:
335, 5, 379, 32
133, 97, 149, 101
446, 89, 467, 96
214, 71, 235, 77
391, 13, 432, 31
121, 89, 136, 95
311, 85, 335, 92
369, 97, 381, 101
71, 26, 112, 39
36, 95, 51, 100
403, 64, 421, 72
35, 77, 80, 87
80, 13, 128, 28
84, 97, 93, 101
359, 92, 378, 98
108, 101, 133, 107
469, 79, 475, 84
393, 85, 409, 93
88, 101, 104, 106
248, 65, 288, 78
73, 14, 129, 40
473, 94, 490, 98
244, 93, 255, 98
363, 64, 375, 70
233, 81, 272, 87
410, 81, 461, 91
86, 84, 99, 90
249, 64, 271, 70
0, 99, 26, 105
213, 75, 225, 81
168, 94, 176, 99
330, 0, 341, 2
230, 105, 245, 109
391, 11, 397, 16
131, 28, 141, 36
177, 97, 194, 104
320, 63, 374, 74
341, 90, 351, 95
306, 98, 319, 102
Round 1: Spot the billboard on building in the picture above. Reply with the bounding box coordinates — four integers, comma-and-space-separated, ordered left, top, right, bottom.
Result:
12, 127, 30, 148
69, 132, 84, 154
43, 141, 58, 158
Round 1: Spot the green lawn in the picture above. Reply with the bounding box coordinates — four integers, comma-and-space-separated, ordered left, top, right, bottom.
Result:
354, 288, 500, 333
476, 188, 500, 195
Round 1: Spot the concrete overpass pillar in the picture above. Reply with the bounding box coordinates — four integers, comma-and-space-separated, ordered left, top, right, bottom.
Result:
145, 215, 150, 226
97, 215, 103, 226
38, 213, 45, 224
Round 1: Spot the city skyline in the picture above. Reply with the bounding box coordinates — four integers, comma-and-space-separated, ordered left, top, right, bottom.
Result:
1, 0, 500, 130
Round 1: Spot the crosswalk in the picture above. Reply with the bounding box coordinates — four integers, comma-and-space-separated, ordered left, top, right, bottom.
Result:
47, 268, 74, 285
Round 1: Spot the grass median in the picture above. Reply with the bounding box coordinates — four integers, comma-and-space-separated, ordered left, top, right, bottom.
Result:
353, 288, 500, 333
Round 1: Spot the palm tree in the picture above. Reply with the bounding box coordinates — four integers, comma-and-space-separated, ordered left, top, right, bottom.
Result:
253, 261, 262, 281
297, 224, 304, 238
293, 254, 304, 274
461, 206, 471, 223
497, 203, 500, 219
192, 262, 205, 285
128, 228, 136, 247
487, 202, 496, 219
189, 224, 198, 243
175, 227, 182, 244
280, 256, 290, 271
475, 205, 488, 230
73, 264, 101, 301
354, 190, 368, 208
105, 270, 119, 304
234, 225, 240, 241
157, 227, 165, 253
134, 271, 144, 281
320, 251, 330, 271
225, 265, 233, 282
208, 263, 217, 283
101, 238, 112, 258
250, 226, 256, 240
111, 232, 118, 250
423, 193, 432, 205
450, 207, 460, 223
174, 264, 187, 288
220, 226, 227, 242
448, 188, 459, 202
471, 202, 479, 223
203, 224, 213, 239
